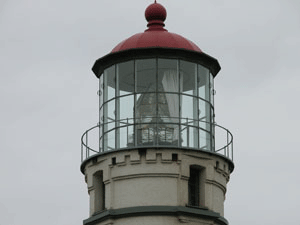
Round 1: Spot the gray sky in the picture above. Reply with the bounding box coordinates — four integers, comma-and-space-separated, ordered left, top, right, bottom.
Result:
0, 0, 300, 224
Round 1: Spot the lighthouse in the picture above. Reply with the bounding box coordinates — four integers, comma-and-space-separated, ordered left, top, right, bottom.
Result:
81, 2, 234, 225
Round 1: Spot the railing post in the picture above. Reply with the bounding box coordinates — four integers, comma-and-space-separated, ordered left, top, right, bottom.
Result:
186, 118, 189, 147
211, 122, 213, 152
99, 124, 101, 153
86, 131, 88, 159
226, 132, 229, 157
231, 140, 234, 161
127, 118, 129, 146
81, 141, 83, 162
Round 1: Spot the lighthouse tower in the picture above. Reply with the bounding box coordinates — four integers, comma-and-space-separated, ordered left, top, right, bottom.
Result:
81, 2, 234, 225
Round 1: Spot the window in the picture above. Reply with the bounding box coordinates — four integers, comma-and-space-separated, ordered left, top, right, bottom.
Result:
172, 153, 178, 161
188, 167, 199, 206
136, 59, 156, 92
112, 157, 116, 165
188, 166, 205, 207
93, 171, 105, 212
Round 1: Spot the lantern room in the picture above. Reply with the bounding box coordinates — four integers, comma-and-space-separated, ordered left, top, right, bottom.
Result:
81, 2, 233, 164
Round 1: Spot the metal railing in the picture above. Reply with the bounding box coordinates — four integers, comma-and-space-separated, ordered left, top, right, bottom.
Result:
81, 118, 233, 162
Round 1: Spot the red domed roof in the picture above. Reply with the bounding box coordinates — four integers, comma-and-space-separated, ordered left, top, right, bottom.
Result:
111, 2, 202, 53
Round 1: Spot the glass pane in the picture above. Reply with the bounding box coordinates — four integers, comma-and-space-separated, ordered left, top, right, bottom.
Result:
116, 95, 134, 149
99, 75, 104, 107
199, 100, 211, 126
181, 95, 198, 124
104, 66, 116, 101
136, 123, 156, 146
115, 61, 134, 149
135, 93, 156, 123
135, 92, 156, 146
180, 125, 198, 148
99, 122, 103, 143
99, 75, 104, 151
117, 61, 134, 96
99, 134, 103, 152
180, 61, 197, 96
136, 59, 156, 92
211, 131, 215, 152
173, 125, 180, 147
199, 130, 211, 151
158, 59, 178, 93
198, 65, 210, 101
105, 130, 115, 151
157, 124, 179, 146
199, 100, 212, 151
118, 125, 134, 148
190, 127, 198, 148
211, 108, 215, 151
107, 100, 115, 132
103, 103, 107, 150
181, 125, 188, 147
158, 93, 179, 123
210, 73, 214, 106
119, 95, 134, 122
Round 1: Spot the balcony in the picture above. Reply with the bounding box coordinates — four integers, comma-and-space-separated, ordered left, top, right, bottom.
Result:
81, 118, 233, 163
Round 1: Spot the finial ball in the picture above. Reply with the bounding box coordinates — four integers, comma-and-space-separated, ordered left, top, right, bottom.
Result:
145, 2, 167, 22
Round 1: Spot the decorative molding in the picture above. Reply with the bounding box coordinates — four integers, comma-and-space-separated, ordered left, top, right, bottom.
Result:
112, 173, 179, 181
183, 153, 213, 161
83, 206, 228, 225
181, 175, 189, 181
215, 168, 230, 182
80, 147, 234, 174
206, 179, 226, 194
88, 157, 107, 168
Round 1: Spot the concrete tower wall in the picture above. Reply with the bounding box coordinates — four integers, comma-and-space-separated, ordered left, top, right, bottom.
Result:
82, 148, 231, 225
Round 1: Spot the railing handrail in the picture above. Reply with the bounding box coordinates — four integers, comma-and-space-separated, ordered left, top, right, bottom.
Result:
81, 118, 233, 162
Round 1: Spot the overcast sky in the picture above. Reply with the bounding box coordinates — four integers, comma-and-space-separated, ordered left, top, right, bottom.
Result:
1, 0, 300, 224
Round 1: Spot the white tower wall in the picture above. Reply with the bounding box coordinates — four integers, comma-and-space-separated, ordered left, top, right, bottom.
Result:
82, 148, 231, 225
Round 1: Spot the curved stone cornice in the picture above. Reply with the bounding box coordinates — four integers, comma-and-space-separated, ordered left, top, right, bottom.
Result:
83, 206, 228, 225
